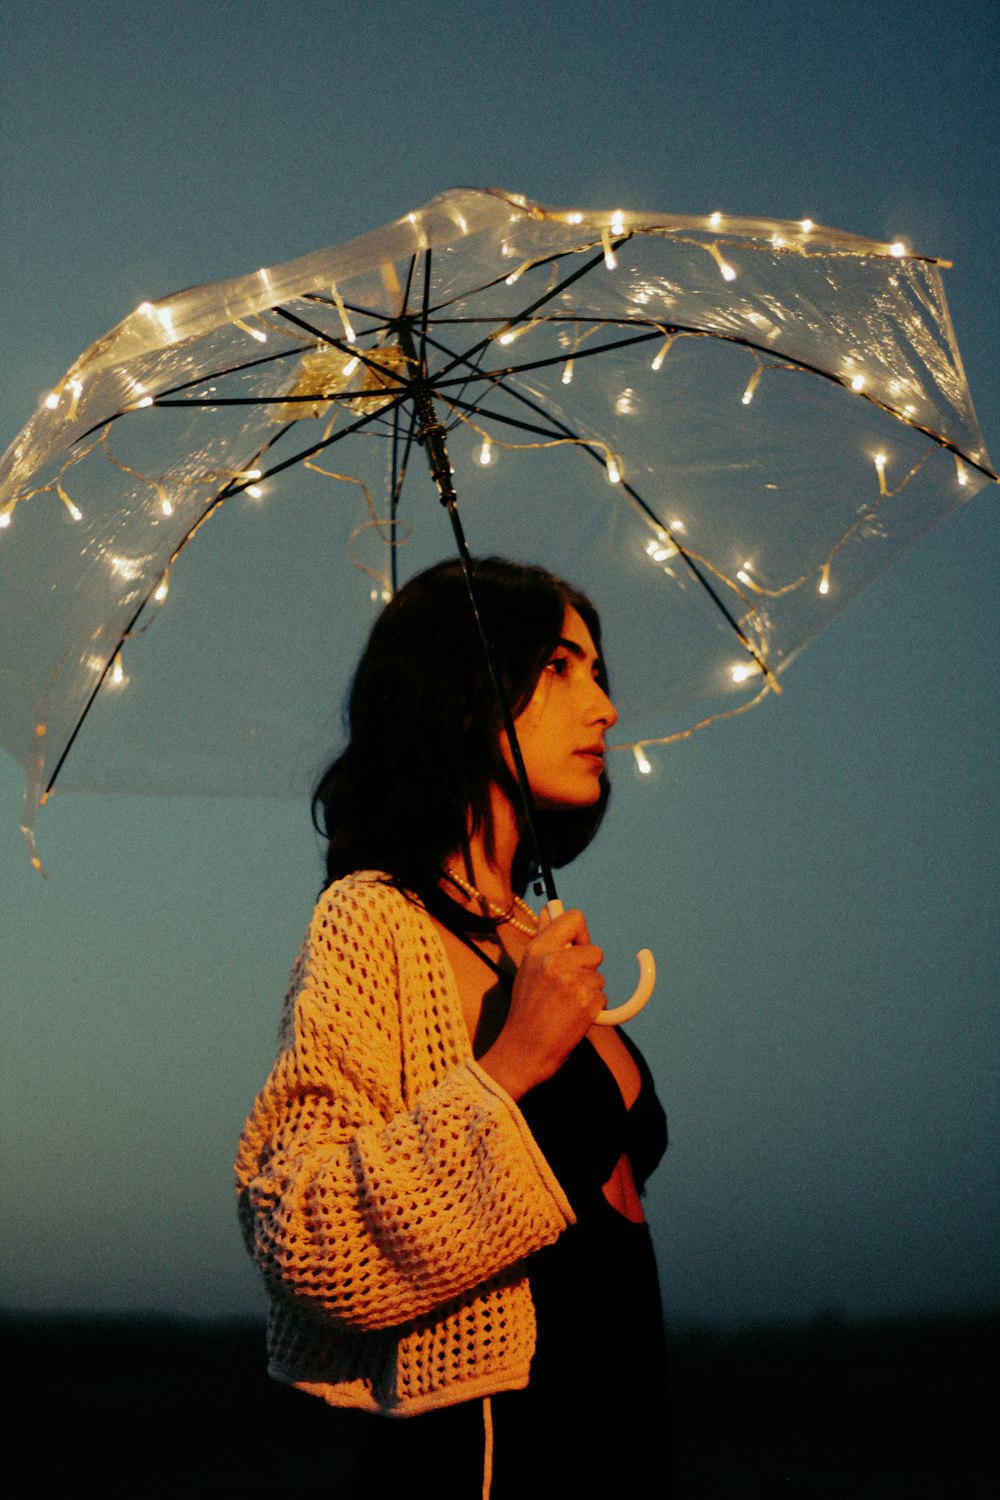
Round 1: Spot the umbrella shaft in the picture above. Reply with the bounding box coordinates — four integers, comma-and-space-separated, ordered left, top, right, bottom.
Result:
440, 487, 558, 905
393, 320, 557, 902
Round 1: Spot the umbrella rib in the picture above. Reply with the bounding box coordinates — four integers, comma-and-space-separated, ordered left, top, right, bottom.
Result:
396, 240, 625, 320
430, 316, 998, 478
270, 306, 402, 374
271, 305, 384, 346
400, 252, 418, 311
40, 390, 409, 799
438, 394, 585, 445
442, 382, 770, 669
299, 248, 420, 328
239, 393, 416, 479
70, 345, 315, 443
427, 328, 665, 388
430, 244, 615, 384
387, 399, 423, 594
315, 242, 612, 325
40, 433, 282, 797
416, 326, 503, 425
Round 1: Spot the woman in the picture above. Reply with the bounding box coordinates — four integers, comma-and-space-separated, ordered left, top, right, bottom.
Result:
235, 558, 669, 1496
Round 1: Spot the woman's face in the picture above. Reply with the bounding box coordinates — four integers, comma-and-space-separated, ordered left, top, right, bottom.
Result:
507, 606, 618, 810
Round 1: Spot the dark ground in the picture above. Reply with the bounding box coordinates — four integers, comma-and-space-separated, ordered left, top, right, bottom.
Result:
5, 1310, 995, 1496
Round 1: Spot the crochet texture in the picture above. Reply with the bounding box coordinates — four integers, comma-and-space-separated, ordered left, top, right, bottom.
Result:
235, 872, 575, 1415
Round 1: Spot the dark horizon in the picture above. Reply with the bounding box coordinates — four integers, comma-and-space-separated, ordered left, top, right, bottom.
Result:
6, 1307, 996, 1497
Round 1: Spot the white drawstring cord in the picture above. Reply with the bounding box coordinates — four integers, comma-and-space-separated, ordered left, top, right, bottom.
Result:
481, 1396, 494, 1499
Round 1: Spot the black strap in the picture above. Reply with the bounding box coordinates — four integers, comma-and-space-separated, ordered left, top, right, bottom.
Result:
423, 884, 515, 994
447, 923, 513, 992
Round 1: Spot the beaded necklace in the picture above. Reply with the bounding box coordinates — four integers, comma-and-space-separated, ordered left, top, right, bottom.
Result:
444, 868, 538, 938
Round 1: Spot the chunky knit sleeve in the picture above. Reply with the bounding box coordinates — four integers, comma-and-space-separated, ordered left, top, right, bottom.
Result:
235, 876, 573, 1333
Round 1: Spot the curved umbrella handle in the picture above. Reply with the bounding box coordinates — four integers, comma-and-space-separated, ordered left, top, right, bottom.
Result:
543, 900, 656, 1027
593, 947, 656, 1026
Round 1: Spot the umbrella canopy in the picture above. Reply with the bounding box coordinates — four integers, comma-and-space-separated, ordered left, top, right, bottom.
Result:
0, 187, 994, 857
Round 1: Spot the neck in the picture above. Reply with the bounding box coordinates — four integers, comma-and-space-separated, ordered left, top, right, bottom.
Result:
447, 784, 521, 911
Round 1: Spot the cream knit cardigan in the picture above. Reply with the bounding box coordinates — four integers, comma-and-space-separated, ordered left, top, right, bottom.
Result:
235, 871, 575, 1416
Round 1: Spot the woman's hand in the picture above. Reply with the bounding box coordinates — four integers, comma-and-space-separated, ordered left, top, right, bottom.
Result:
478, 908, 605, 1100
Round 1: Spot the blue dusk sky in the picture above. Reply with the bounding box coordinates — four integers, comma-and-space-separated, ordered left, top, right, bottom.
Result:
1, 0, 997, 1328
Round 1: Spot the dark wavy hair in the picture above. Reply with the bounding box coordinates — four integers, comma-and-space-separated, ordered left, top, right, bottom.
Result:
312, 556, 611, 904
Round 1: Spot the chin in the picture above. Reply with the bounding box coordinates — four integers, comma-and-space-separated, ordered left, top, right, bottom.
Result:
538, 785, 604, 812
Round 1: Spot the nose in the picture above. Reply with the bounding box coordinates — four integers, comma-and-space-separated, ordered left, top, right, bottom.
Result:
589, 679, 618, 729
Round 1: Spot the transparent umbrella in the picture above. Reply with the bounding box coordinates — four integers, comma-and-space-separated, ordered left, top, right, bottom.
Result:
1, 187, 994, 878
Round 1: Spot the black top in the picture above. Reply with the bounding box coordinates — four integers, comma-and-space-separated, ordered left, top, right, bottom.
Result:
519, 1027, 668, 1207
351, 924, 672, 1498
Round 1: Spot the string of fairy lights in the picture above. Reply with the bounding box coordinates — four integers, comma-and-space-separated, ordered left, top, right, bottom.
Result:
2, 198, 993, 847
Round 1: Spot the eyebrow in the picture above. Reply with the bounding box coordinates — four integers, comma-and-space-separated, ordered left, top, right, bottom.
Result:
556, 637, 604, 675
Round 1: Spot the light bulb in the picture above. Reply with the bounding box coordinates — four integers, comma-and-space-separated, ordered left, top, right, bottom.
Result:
479, 438, 492, 466
505, 259, 532, 286
234, 319, 268, 343
562, 359, 574, 385
330, 286, 356, 343
709, 243, 736, 281
645, 537, 676, 563
607, 456, 622, 484
633, 746, 652, 776
873, 451, 888, 494
741, 367, 763, 405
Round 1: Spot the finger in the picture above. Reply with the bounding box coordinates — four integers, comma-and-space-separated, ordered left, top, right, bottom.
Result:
544, 942, 604, 975
531, 907, 590, 951
573, 943, 605, 972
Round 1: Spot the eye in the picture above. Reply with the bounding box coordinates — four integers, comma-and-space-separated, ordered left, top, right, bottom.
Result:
546, 652, 571, 677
